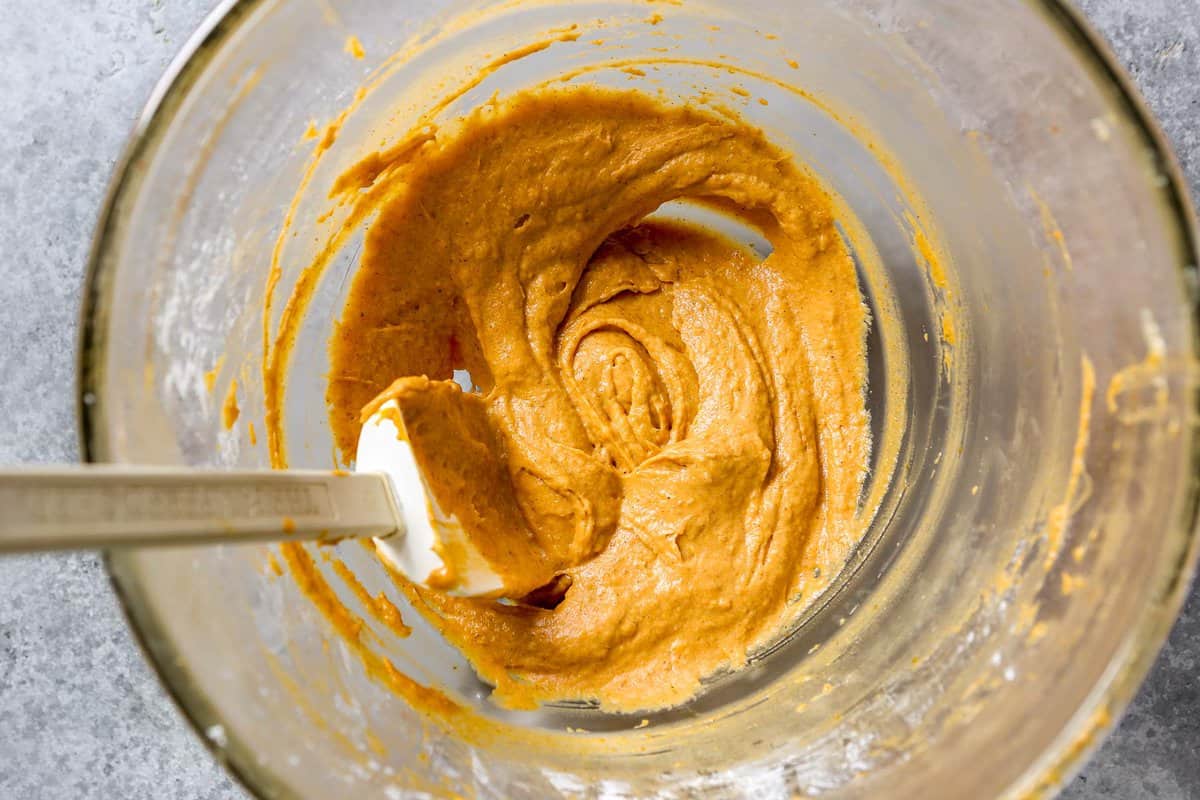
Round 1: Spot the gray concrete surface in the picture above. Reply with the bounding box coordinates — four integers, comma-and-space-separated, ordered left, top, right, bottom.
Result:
0, 1, 1196, 798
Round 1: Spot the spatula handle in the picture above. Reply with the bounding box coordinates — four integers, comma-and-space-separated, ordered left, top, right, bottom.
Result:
0, 467, 401, 552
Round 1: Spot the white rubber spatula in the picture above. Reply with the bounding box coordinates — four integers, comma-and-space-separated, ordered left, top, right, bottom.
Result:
355, 398, 504, 596
0, 402, 504, 597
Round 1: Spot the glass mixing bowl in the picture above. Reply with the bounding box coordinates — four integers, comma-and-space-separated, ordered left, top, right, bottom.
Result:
80, 0, 1200, 797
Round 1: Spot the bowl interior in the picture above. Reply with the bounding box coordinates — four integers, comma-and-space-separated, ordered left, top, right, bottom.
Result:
87, 1, 1199, 797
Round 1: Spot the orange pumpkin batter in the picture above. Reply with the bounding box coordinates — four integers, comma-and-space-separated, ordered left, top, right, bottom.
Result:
324, 86, 870, 712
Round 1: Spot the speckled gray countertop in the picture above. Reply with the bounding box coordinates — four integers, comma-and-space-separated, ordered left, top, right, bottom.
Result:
0, 1, 1196, 798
